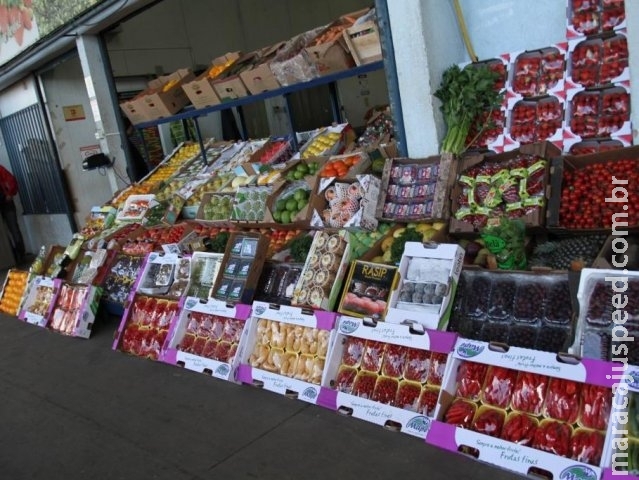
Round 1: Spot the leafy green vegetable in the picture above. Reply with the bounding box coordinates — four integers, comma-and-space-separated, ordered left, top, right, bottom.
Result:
390, 228, 422, 264
480, 217, 527, 270
205, 231, 230, 253
289, 235, 313, 263
434, 64, 504, 156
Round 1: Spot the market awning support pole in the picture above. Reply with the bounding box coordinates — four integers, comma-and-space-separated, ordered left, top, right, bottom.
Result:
375, 0, 408, 157
452, 0, 478, 63
76, 33, 127, 193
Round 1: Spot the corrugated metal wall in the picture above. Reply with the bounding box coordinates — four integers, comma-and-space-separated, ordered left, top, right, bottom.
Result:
0, 104, 71, 215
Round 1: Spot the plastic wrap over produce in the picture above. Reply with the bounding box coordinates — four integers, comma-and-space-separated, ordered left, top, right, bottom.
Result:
269, 27, 325, 86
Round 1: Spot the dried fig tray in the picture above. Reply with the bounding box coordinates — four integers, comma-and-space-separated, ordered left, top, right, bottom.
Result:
448, 270, 576, 354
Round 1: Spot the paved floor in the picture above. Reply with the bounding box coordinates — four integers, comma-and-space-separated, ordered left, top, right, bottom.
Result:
0, 306, 525, 480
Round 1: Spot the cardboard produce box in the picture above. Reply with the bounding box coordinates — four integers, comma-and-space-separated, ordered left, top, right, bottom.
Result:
269, 27, 324, 86
160, 297, 252, 382
426, 338, 617, 480
600, 364, 639, 479
239, 42, 285, 95
304, 8, 369, 76
593, 234, 639, 270
343, 20, 382, 66
18, 275, 62, 328
48, 283, 102, 338
235, 301, 338, 405
449, 142, 561, 235
122, 68, 195, 123
385, 242, 465, 331
378, 154, 457, 223
212, 52, 256, 102
546, 144, 639, 233
320, 316, 457, 437
181, 52, 242, 109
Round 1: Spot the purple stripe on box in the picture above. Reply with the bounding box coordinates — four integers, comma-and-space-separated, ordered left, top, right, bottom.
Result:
316, 387, 338, 410
235, 304, 252, 320
424, 421, 458, 452
315, 310, 337, 330
236, 364, 253, 384
582, 358, 618, 388
160, 348, 178, 366
426, 329, 458, 354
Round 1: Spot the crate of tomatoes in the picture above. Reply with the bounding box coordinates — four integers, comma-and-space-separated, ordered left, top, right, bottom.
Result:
547, 144, 639, 232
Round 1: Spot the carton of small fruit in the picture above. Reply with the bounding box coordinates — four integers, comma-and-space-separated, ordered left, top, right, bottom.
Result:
566, 0, 627, 40
235, 301, 338, 404
338, 260, 398, 319
297, 123, 351, 160
248, 136, 295, 169
320, 316, 457, 437
116, 194, 158, 223
385, 242, 464, 330
18, 275, 62, 328
79, 206, 117, 239
0, 269, 30, 317
291, 230, 351, 311
196, 192, 235, 224
506, 44, 567, 98
566, 32, 630, 90
570, 268, 639, 364
311, 174, 382, 231
503, 94, 565, 152
100, 252, 146, 316
546, 144, 639, 232
48, 283, 102, 338
112, 292, 180, 360
449, 142, 561, 234
160, 297, 252, 381
378, 155, 458, 223
134, 252, 185, 297
185, 252, 224, 299
600, 365, 639, 479
210, 232, 269, 305
426, 338, 617, 480
267, 175, 322, 228
317, 151, 371, 187
562, 83, 632, 150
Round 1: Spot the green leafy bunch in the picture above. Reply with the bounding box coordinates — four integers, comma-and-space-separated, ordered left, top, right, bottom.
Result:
434, 64, 504, 156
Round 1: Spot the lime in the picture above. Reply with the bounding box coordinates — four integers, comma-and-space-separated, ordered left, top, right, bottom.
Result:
297, 163, 309, 174
286, 199, 298, 211
280, 211, 291, 224
272, 210, 282, 222
297, 198, 308, 210
276, 199, 287, 211
293, 171, 304, 180
293, 189, 308, 201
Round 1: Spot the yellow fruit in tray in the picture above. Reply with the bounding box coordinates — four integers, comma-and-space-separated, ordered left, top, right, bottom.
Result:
381, 236, 394, 253
432, 221, 447, 231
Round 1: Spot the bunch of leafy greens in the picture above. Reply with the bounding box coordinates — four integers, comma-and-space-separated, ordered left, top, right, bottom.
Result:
289, 235, 313, 263
434, 64, 504, 156
480, 217, 527, 270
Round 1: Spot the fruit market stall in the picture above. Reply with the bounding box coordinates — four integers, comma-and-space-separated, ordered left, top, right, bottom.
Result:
1, 2, 638, 478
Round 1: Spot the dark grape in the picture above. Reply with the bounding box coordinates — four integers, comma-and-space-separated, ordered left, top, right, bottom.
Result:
536, 326, 569, 353
508, 325, 538, 349
481, 322, 509, 344
544, 279, 573, 326
585, 280, 613, 327
513, 281, 545, 323
488, 278, 516, 321
463, 274, 491, 319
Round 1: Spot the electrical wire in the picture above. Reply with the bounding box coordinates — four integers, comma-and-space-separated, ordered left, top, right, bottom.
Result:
452, 0, 478, 63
